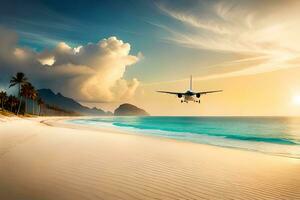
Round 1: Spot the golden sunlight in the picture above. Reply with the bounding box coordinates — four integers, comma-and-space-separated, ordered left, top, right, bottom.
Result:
292, 95, 300, 105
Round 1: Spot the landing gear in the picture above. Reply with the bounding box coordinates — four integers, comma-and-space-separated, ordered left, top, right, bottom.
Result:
181, 100, 183, 103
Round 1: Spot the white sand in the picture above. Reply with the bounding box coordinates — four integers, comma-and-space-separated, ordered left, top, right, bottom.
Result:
0, 116, 299, 200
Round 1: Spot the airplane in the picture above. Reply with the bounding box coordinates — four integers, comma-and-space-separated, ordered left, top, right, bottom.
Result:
157, 76, 222, 103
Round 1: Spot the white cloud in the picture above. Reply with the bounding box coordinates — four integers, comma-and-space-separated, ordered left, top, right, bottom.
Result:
38, 55, 55, 65
158, 4, 232, 35
157, 0, 300, 78
0, 27, 141, 102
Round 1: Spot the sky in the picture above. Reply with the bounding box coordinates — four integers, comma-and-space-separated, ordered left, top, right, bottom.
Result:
1, 0, 300, 116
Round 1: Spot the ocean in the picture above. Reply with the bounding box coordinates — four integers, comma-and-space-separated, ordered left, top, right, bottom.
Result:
68, 116, 300, 159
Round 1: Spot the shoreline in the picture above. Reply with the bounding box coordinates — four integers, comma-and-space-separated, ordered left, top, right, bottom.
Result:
0, 116, 300, 199
45, 117, 300, 160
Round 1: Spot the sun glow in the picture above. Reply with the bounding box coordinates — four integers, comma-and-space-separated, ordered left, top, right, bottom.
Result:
292, 95, 300, 105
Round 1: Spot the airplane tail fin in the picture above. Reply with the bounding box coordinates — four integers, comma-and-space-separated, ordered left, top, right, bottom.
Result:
190, 75, 192, 91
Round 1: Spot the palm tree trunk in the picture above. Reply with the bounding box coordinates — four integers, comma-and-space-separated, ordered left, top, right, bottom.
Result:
25, 98, 27, 114
39, 105, 41, 116
17, 84, 22, 115
17, 96, 22, 115
1, 99, 4, 111
32, 100, 34, 115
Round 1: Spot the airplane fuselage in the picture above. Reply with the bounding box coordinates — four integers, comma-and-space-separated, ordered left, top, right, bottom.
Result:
181, 90, 200, 103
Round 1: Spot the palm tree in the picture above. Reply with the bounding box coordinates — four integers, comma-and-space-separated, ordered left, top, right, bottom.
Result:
0, 91, 7, 111
9, 72, 28, 115
20, 83, 37, 115
8, 95, 19, 113
30, 88, 37, 115
8, 95, 14, 112
37, 97, 44, 116
21, 83, 30, 114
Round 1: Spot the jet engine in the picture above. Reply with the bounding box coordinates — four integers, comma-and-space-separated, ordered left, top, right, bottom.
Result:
196, 93, 200, 98
178, 94, 182, 98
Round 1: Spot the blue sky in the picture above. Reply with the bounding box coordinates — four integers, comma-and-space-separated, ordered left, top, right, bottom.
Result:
0, 0, 158, 49
0, 0, 235, 83
2, 0, 300, 115
2, 0, 300, 84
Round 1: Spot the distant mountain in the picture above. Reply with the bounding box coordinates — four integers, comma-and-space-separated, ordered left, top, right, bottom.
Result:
114, 103, 149, 116
37, 89, 109, 116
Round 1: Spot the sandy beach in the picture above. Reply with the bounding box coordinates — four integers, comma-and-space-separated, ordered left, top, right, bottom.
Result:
0, 116, 299, 200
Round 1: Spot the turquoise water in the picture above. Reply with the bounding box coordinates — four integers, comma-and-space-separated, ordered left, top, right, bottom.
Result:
69, 117, 300, 158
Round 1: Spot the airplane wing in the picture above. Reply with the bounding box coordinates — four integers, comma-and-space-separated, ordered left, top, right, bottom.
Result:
156, 91, 185, 95
197, 90, 223, 95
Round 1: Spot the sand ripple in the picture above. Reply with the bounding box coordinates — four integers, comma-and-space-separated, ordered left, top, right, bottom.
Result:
0, 118, 299, 200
